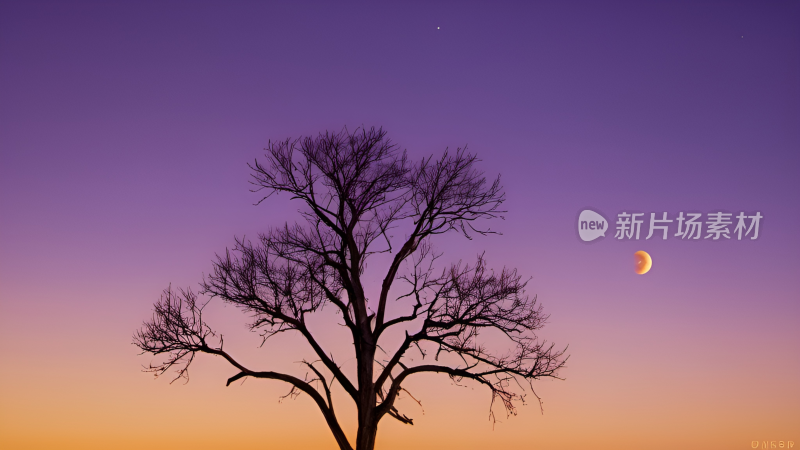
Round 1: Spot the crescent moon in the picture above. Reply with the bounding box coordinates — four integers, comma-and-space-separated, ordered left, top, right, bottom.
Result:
634, 251, 652, 275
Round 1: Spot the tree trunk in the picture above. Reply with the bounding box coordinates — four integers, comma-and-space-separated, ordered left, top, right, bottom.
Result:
355, 334, 378, 450
355, 419, 378, 450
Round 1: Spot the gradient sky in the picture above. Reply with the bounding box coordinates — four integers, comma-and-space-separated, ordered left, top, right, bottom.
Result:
1, 1, 799, 449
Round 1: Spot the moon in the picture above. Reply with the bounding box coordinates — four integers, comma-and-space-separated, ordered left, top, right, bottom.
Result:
634, 250, 652, 275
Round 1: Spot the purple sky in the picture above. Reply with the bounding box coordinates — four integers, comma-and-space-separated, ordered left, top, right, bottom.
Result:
1, 2, 798, 449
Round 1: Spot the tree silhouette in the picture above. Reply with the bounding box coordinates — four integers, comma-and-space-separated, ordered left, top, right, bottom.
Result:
134, 126, 567, 450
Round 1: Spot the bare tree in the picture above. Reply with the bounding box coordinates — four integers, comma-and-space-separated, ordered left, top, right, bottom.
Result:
134, 126, 567, 450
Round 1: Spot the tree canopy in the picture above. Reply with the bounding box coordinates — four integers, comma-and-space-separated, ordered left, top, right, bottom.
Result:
134, 126, 567, 450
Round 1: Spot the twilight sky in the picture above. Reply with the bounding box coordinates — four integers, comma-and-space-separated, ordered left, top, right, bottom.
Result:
1, 1, 798, 449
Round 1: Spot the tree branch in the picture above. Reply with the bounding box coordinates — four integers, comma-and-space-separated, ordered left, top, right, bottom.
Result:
133, 286, 353, 450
